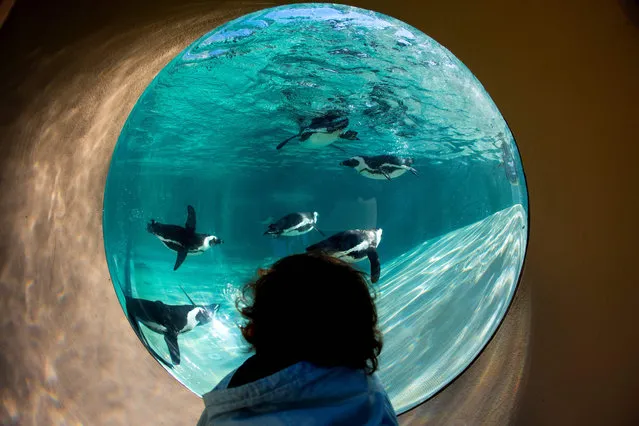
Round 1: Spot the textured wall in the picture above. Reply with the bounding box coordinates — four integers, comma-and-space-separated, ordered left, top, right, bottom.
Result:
0, 0, 637, 425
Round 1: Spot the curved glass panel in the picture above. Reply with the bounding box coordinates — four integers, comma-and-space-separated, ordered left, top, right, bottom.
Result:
103, 3, 528, 414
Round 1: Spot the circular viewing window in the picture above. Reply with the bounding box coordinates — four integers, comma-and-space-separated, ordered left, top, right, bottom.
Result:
103, 3, 528, 414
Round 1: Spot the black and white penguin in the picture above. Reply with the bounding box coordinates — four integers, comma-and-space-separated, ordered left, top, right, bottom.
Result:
147, 205, 222, 271
264, 212, 325, 237
340, 155, 418, 181
276, 111, 359, 150
121, 238, 219, 368
306, 228, 383, 283
126, 295, 219, 367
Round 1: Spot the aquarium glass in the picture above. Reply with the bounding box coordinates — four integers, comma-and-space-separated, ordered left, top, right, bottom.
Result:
103, 3, 529, 414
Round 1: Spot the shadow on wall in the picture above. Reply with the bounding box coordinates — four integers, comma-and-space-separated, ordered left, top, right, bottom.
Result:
0, 1, 531, 424
619, 0, 639, 26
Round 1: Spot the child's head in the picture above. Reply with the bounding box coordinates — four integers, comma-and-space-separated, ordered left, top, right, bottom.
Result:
237, 252, 383, 374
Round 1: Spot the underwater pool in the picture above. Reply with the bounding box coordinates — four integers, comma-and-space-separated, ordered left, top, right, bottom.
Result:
103, 3, 528, 414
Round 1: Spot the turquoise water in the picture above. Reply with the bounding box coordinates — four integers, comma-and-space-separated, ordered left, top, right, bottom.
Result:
103, 4, 528, 414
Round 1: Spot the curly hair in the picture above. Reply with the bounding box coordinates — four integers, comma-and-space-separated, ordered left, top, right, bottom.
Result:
236, 252, 383, 374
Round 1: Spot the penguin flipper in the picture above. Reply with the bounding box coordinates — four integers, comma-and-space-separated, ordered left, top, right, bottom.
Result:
276, 133, 300, 150
185, 205, 196, 231
367, 249, 381, 283
127, 309, 174, 369
382, 171, 392, 181
123, 232, 176, 367
314, 227, 326, 236
164, 332, 181, 365
174, 249, 188, 271
153, 349, 175, 369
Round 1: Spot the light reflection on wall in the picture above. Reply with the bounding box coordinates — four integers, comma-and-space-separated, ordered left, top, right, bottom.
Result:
0, 4, 257, 424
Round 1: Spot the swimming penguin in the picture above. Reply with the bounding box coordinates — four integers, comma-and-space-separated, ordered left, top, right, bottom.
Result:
340, 155, 418, 181
264, 212, 325, 237
306, 229, 383, 283
276, 111, 359, 150
147, 205, 222, 271
121, 238, 219, 368
125, 294, 219, 367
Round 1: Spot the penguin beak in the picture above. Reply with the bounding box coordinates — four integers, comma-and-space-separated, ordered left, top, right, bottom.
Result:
340, 159, 357, 167
198, 304, 219, 324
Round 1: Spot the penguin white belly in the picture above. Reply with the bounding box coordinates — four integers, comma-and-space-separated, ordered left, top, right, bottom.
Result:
179, 309, 201, 333
335, 240, 369, 262
157, 236, 184, 250
141, 320, 167, 334
282, 228, 312, 236
304, 130, 341, 148
359, 167, 407, 180
281, 218, 313, 236
188, 247, 209, 255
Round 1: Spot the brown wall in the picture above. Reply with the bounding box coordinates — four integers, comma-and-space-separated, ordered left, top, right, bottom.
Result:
0, 0, 637, 425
